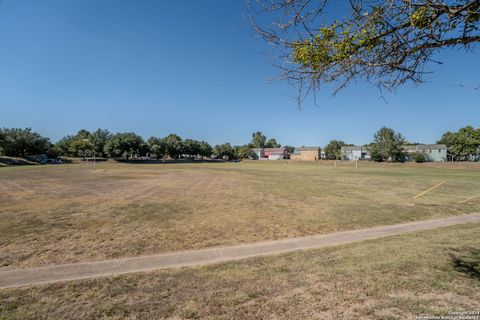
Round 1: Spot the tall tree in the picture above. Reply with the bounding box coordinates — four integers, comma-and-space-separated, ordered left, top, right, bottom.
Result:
0, 128, 51, 157
67, 129, 94, 157
104, 132, 146, 159
251, 131, 267, 148
73, 129, 92, 141
183, 139, 202, 158
234, 145, 258, 159
147, 137, 167, 160
438, 125, 480, 160
69, 139, 94, 158
213, 143, 236, 160
283, 145, 295, 154
324, 140, 349, 160
90, 129, 112, 156
55, 135, 76, 156
250, 0, 480, 102
0, 130, 5, 155
369, 127, 407, 162
163, 134, 184, 159
264, 138, 281, 148
198, 141, 213, 159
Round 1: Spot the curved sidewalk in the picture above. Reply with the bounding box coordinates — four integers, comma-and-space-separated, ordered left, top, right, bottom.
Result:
1, 213, 480, 289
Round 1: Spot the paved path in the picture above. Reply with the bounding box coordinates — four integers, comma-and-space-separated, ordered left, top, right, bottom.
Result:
1, 213, 480, 289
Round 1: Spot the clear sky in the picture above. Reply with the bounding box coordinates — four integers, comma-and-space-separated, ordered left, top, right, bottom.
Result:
0, 0, 479, 147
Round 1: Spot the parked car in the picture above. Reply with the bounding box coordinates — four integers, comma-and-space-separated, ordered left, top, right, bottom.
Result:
40, 158, 62, 164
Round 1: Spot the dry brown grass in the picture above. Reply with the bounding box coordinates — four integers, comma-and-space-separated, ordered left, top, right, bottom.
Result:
1, 222, 479, 319
1, 160, 480, 269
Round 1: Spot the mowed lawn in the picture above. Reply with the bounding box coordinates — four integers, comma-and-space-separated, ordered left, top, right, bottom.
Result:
1, 223, 479, 319
1, 160, 480, 269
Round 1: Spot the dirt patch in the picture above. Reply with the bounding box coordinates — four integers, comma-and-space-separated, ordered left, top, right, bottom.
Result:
1, 162, 480, 269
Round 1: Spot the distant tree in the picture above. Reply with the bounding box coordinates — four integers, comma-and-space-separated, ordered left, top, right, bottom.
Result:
437, 131, 455, 146
104, 132, 146, 159
74, 129, 92, 141
55, 135, 76, 156
55, 129, 111, 157
198, 141, 213, 159
324, 140, 349, 160
251, 131, 267, 148
370, 127, 407, 162
0, 130, 5, 155
213, 143, 236, 160
438, 126, 480, 160
234, 145, 258, 160
147, 137, 167, 160
264, 138, 281, 148
65, 129, 93, 158
0, 128, 51, 157
90, 129, 112, 156
44, 142, 61, 158
163, 134, 184, 159
283, 145, 295, 154
69, 138, 95, 158
183, 139, 202, 158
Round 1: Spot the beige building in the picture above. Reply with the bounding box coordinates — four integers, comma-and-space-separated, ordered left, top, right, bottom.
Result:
290, 147, 321, 161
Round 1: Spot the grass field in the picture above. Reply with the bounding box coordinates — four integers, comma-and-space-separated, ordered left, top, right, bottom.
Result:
1, 222, 479, 319
1, 160, 480, 270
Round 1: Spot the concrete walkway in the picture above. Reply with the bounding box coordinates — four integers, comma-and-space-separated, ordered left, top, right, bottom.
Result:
1, 213, 480, 289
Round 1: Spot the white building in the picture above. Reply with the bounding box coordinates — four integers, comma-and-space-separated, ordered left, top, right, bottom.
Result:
403, 144, 447, 162
340, 146, 371, 161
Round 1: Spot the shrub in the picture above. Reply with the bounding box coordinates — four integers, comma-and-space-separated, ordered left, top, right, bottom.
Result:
413, 152, 428, 163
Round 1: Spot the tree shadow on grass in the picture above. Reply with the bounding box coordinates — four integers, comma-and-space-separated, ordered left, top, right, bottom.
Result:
449, 248, 480, 281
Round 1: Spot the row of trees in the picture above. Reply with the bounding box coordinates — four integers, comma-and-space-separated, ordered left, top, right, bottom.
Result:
55, 129, 113, 158
56, 130, 214, 160
211, 132, 285, 160
0, 128, 53, 158
0, 128, 283, 161
438, 126, 480, 161
2, 126, 478, 162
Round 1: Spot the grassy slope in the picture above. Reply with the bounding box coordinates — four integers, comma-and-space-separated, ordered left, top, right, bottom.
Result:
0, 156, 37, 166
1, 223, 479, 319
1, 161, 480, 269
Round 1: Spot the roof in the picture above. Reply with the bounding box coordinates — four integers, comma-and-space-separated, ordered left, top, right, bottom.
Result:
403, 144, 447, 151
251, 148, 264, 152
341, 146, 368, 152
264, 148, 286, 152
295, 147, 320, 151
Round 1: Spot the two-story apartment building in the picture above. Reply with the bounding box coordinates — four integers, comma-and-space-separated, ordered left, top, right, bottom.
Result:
341, 144, 447, 161
340, 146, 371, 161
403, 144, 447, 162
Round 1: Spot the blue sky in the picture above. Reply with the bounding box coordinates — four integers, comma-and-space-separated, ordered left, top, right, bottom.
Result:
0, 0, 478, 146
